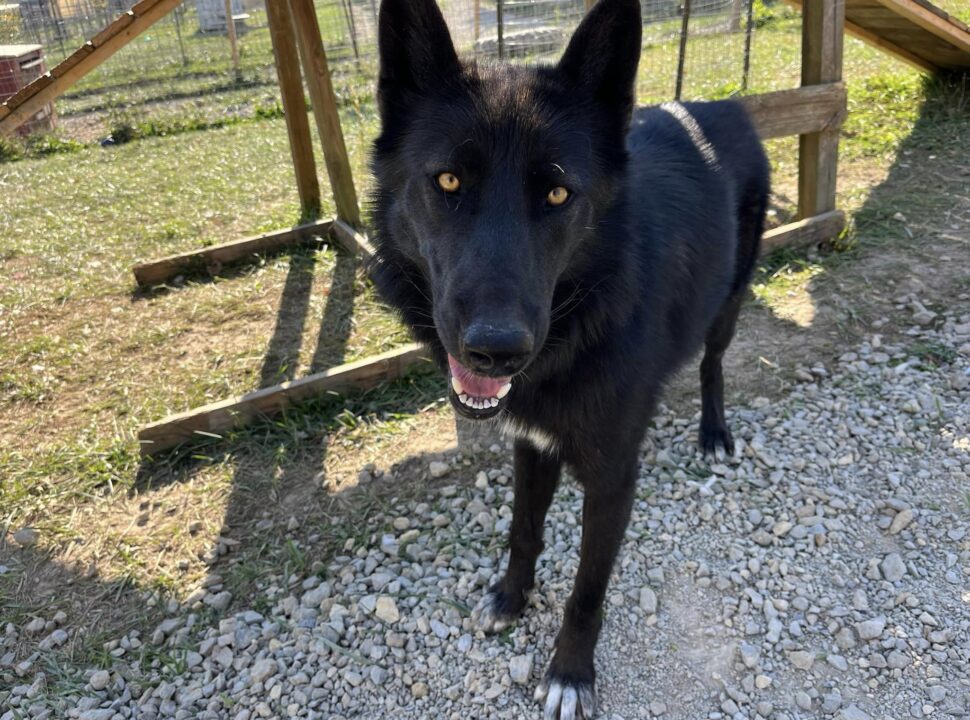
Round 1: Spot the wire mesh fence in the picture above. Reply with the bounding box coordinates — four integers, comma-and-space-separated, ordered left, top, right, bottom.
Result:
0, 0, 804, 144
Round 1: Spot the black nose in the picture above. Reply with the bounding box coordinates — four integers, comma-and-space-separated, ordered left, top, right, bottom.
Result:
462, 322, 534, 375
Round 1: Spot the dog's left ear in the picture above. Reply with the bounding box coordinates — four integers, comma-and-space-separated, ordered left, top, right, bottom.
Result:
377, 0, 461, 115
557, 0, 642, 121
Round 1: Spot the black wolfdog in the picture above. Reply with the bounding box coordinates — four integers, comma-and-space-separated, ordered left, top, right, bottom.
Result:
370, 0, 769, 716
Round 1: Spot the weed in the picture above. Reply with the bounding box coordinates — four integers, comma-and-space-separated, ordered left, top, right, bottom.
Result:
910, 342, 958, 367
752, 0, 798, 29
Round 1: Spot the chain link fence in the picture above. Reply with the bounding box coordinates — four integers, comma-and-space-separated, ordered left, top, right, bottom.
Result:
0, 0, 802, 144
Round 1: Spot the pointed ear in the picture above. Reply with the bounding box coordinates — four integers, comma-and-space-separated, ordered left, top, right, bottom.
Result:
378, 0, 461, 113
557, 0, 642, 120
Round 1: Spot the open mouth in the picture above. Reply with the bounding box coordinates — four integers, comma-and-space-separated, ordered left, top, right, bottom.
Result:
447, 354, 511, 419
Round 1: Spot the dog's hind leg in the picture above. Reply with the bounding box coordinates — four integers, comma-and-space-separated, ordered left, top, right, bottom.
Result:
472, 440, 561, 633
699, 291, 743, 456
700, 178, 766, 457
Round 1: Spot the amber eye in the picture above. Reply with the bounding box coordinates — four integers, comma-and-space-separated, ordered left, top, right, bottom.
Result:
437, 172, 461, 193
547, 186, 570, 206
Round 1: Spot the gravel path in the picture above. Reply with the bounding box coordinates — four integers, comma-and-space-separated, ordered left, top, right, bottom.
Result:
4, 298, 969, 720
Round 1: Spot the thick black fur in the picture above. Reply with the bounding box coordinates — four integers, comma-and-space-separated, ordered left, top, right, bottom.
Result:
370, 0, 769, 716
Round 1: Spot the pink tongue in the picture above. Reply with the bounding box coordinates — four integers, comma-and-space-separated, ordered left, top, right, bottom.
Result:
448, 355, 510, 398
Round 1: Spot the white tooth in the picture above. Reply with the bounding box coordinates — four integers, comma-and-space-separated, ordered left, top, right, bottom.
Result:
451, 376, 463, 395
491, 397, 499, 407
459, 394, 470, 406
496, 382, 512, 399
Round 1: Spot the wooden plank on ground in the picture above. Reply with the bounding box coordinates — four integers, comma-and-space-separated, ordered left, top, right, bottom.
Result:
760, 210, 846, 255
139, 343, 431, 454
132, 219, 334, 287
738, 83, 846, 139
265, 0, 321, 216
0, 0, 183, 136
331, 218, 376, 259
288, 0, 361, 226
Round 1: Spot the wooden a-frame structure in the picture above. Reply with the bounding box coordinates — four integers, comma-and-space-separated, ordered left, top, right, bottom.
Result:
3, 0, 964, 454
0, 0, 416, 454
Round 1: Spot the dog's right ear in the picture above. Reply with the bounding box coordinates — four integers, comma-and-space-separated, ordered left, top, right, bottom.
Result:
378, 0, 460, 113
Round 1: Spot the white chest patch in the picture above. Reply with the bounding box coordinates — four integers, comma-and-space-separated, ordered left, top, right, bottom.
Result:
499, 417, 560, 454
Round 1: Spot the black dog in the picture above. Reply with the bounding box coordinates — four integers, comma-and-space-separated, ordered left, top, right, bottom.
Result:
369, 0, 769, 716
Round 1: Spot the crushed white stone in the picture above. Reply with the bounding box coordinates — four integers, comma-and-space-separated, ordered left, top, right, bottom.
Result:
3, 305, 969, 720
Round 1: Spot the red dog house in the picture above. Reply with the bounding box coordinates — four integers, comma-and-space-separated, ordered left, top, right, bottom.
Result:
0, 44, 55, 135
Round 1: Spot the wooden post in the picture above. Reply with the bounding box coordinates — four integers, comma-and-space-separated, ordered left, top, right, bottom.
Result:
224, 0, 241, 80
797, 0, 844, 219
288, 0, 362, 227
265, 0, 321, 218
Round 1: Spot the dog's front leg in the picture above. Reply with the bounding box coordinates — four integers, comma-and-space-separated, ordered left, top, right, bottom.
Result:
536, 455, 636, 720
473, 440, 561, 632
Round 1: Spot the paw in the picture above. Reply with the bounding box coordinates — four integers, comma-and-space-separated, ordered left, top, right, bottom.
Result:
470, 587, 525, 634
699, 422, 735, 458
534, 674, 596, 719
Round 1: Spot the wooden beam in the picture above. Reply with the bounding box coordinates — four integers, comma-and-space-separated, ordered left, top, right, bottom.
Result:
842, 16, 937, 72
139, 343, 431, 454
331, 218, 376, 260
0, 0, 183, 135
798, 0, 844, 220
265, 0, 321, 217
738, 83, 846, 139
132, 219, 334, 287
760, 210, 846, 255
288, 0, 362, 227
911, 0, 970, 32
785, 0, 936, 72
875, 0, 970, 54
